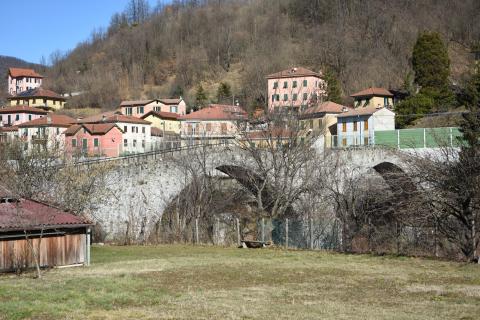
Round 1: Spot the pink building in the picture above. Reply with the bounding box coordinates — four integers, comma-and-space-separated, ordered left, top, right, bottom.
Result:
64, 123, 124, 158
120, 98, 187, 118
0, 105, 47, 127
267, 67, 327, 113
7, 68, 43, 95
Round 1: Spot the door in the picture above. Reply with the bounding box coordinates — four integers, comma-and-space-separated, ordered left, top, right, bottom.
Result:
82, 139, 88, 154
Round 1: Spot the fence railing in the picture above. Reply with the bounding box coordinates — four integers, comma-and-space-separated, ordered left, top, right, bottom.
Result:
331, 127, 463, 149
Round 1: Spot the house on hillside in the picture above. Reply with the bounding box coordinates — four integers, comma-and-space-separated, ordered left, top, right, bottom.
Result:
120, 98, 186, 118
267, 67, 327, 113
8, 88, 66, 111
336, 106, 395, 147
78, 112, 152, 154
64, 123, 124, 158
350, 87, 394, 109
0, 105, 47, 127
298, 101, 347, 147
180, 104, 247, 143
0, 187, 92, 272
17, 114, 75, 151
7, 68, 43, 95
141, 111, 181, 134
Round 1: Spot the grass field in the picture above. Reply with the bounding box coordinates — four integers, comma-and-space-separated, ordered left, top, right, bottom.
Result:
0, 245, 479, 319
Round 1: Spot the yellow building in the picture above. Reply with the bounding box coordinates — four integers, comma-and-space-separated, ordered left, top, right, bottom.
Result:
8, 88, 66, 111
299, 101, 346, 147
350, 87, 394, 109
141, 110, 181, 134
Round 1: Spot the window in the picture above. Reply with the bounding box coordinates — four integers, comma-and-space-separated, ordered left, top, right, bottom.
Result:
133, 139, 137, 147
142, 127, 145, 134
33, 99, 36, 104
293, 81, 297, 88
342, 122, 347, 132
276, 94, 280, 101
342, 138, 347, 146
292, 94, 298, 101
28, 115, 32, 121
154, 106, 160, 112
0, 115, 2, 121
139, 106, 144, 114
353, 121, 358, 131
283, 81, 288, 89
303, 93, 308, 100
53, 101, 57, 105
364, 120, 369, 130
82, 139, 88, 149
57, 128, 60, 135
124, 126, 127, 132
283, 94, 288, 101
206, 123, 212, 131
303, 80, 307, 86
221, 123, 227, 134
124, 139, 128, 147
309, 120, 313, 129
43, 99, 47, 104
273, 82, 278, 89
15, 114, 19, 121
142, 140, 145, 148
94, 138, 99, 147
170, 106, 178, 113
72, 139, 77, 147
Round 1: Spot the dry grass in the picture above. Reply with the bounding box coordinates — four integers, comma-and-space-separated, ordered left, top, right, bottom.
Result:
0, 245, 479, 319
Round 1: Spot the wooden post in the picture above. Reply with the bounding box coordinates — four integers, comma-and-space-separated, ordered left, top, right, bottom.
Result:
261, 218, 265, 242
236, 218, 241, 246
86, 227, 91, 266
285, 218, 289, 249
195, 218, 199, 245
310, 218, 314, 250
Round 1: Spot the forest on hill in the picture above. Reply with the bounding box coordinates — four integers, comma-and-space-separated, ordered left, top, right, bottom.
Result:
42, 0, 480, 111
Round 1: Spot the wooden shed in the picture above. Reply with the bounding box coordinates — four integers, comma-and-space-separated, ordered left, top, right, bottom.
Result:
0, 190, 92, 272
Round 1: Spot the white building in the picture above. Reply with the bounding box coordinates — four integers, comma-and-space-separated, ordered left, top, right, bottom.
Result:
336, 106, 395, 147
120, 98, 187, 118
7, 68, 43, 95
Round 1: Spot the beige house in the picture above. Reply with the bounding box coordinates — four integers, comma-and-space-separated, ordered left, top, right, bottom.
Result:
267, 67, 327, 113
8, 88, 66, 111
141, 111, 181, 134
350, 87, 394, 109
298, 101, 346, 147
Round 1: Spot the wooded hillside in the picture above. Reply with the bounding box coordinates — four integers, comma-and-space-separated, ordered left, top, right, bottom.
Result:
44, 0, 480, 110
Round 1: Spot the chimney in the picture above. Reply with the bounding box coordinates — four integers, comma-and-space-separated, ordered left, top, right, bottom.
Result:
102, 115, 107, 122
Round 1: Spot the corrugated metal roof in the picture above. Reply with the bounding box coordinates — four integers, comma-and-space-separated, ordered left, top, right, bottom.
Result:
0, 199, 92, 232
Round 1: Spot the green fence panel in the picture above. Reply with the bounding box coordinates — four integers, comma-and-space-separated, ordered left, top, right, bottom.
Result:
374, 130, 397, 148
425, 127, 450, 147
398, 128, 424, 149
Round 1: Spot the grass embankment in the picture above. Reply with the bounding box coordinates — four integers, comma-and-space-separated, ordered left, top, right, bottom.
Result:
0, 245, 479, 319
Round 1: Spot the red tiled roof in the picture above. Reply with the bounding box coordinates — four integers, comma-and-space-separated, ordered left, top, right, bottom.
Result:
181, 104, 247, 121
151, 127, 163, 137
337, 106, 394, 118
267, 67, 322, 79
79, 112, 150, 125
120, 98, 183, 107
141, 110, 179, 120
8, 67, 43, 78
65, 123, 122, 136
159, 98, 182, 105
0, 105, 47, 115
350, 87, 393, 98
10, 88, 65, 100
18, 114, 75, 128
0, 198, 91, 232
303, 101, 345, 115
120, 99, 155, 107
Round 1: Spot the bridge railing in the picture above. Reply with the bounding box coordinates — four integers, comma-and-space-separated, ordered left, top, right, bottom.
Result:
330, 127, 464, 149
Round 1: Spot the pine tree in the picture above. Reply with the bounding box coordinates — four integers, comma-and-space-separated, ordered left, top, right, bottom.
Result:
412, 32, 454, 109
216, 82, 232, 104
195, 85, 208, 108
324, 69, 342, 103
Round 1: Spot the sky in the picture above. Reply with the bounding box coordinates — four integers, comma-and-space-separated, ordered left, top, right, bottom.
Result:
0, 0, 158, 64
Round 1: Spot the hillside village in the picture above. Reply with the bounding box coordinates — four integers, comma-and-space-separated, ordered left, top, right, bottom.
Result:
1, 64, 454, 157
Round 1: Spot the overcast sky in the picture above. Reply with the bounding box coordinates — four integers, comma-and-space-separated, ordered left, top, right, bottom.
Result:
0, 0, 159, 64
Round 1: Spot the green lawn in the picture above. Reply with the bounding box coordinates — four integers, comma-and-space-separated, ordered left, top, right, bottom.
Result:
1, 245, 479, 319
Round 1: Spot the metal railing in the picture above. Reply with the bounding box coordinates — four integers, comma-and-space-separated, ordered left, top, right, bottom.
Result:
331, 127, 463, 149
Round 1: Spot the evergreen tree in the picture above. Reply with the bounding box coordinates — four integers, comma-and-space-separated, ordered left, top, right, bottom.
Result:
394, 93, 434, 128
195, 84, 208, 108
324, 69, 342, 103
171, 85, 184, 98
216, 82, 232, 104
412, 32, 454, 108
